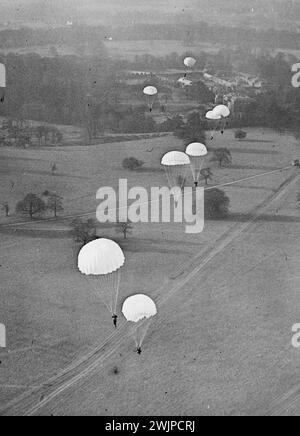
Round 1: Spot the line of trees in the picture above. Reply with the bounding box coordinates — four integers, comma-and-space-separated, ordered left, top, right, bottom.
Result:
0, 119, 63, 147
0, 52, 115, 127
16, 192, 64, 219
1, 49, 300, 136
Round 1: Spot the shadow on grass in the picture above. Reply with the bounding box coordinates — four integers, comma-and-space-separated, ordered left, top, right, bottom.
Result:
135, 167, 164, 174
118, 238, 192, 255
0, 226, 72, 239
228, 164, 281, 171
211, 147, 279, 155
0, 166, 91, 180
236, 139, 274, 144
226, 212, 300, 223
0, 155, 47, 163
228, 147, 279, 155
223, 184, 274, 192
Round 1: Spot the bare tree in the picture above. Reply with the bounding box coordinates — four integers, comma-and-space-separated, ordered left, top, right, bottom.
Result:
115, 220, 133, 240
200, 168, 213, 185
45, 193, 64, 218
71, 218, 98, 245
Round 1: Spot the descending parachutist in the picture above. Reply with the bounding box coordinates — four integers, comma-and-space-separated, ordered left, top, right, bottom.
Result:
122, 295, 157, 354
78, 239, 125, 328
0, 63, 6, 103
143, 86, 158, 113
112, 314, 118, 329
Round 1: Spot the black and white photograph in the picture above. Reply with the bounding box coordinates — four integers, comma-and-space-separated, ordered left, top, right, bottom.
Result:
0, 0, 300, 420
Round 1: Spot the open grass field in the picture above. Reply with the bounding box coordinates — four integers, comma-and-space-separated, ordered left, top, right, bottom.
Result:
0, 127, 300, 415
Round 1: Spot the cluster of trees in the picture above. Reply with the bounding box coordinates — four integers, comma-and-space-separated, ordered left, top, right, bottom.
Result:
16, 192, 63, 219
69, 192, 230, 245
0, 119, 63, 147
0, 53, 164, 136
121, 50, 234, 77
1, 47, 299, 137
123, 47, 298, 82
0, 52, 115, 128
231, 88, 300, 131
185, 81, 215, 103
120, 52, 208, 72
88, 105, 158, 137
238, 53, 300, 130
175, 112, 207, 144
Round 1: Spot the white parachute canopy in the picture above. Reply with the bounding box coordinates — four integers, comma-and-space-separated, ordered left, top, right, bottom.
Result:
161, 151, 190, 166
186, 142, 207, 157
186, 143, 208, 184
184, 57, 196, 68
161, 151, 190, 202
205, 110, 223, 140
78, 238, 125, 316
213, 104, 230, 118
143, 86, 158, 112
122, 294, 157, 323
143, 86, 158, 97
0, 63, 6, 103
78, 238, 125, 275
211, 105, 231, 136
122, 294, 157, 349
205, 110, 221, 120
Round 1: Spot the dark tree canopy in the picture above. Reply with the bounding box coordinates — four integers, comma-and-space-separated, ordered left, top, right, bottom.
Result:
16, 194, 46, 219
211, 148, 232, 168
204, 189, 230, 219
122, 157, 145, 171
175, 112, 207, 144
71, 218, 98, 245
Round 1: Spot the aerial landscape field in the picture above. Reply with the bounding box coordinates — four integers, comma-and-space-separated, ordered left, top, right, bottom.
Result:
0, 0, 300, 419
1, 127, 299, 415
